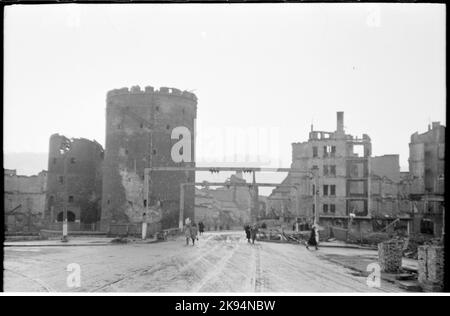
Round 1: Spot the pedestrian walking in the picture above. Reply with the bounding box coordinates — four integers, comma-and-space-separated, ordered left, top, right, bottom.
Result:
198, 221, 205, 236
250, 224, 259, 244
184, 222, 192, 246
190, 222, 198, 246
244, 224, 251, 243
306, 225, 319, 250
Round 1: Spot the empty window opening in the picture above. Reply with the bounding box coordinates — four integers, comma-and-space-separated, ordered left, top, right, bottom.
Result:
330, 165, 336, 176
155, 106, 160, 112
140, 123, 144, 129
70, 157, 76, 164
143, 199, 147, 207
68, 196, 74, 203
330, 204, 336, 213
330, 185, 336, 196
420, 219, 434, 235
58, 176, 64, 184
353, 144, 364, 157
166, 124, 171, 130
152, 149, 157, 155
323, 145, 334, 157
313, 147, 318, 158
323, 185, 329, 196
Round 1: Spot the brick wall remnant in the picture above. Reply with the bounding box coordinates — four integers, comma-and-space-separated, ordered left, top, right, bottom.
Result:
378, 239, 404, 273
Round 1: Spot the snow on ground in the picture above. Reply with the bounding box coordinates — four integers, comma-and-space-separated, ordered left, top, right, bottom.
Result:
4, 231, 405, 293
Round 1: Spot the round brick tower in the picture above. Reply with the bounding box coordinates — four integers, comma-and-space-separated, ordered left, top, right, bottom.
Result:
101, 85, 197, 231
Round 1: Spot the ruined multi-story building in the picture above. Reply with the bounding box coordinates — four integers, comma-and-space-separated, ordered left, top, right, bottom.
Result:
270, 112, 411, 233
4, 169, 47, 232
44, 134, 104, 228
101, 86, 197, 231
404, 122, 445, 236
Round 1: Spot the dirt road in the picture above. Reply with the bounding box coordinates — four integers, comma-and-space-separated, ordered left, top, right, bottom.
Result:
4, 231, 403, 292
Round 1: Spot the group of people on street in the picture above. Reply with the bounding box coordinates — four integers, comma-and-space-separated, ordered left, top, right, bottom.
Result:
243, 221, 319, 250
244, 224, 259, 244
184, 220, 205, 246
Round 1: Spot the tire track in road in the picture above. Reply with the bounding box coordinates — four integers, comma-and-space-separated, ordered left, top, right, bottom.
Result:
4, 268, 55, 292
92, 235, 221, 292
191, 236, 241, 292
252, 244, 265, 292
93, 235, 227, 292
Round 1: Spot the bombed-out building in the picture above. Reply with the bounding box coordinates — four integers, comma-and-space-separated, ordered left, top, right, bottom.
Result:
44, 134, 104, 229
101, 86, 197, 232
270, 112, 412, 234
4, 169, 47, 232
402, 122, 445, 237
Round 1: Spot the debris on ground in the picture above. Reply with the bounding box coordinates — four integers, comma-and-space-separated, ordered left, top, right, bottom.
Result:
110, 237, 130, 244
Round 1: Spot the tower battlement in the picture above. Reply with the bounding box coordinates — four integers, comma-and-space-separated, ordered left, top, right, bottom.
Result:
106, 85, 197, 101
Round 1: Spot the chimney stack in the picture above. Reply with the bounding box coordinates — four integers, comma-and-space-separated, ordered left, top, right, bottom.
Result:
337, 111, 344, 132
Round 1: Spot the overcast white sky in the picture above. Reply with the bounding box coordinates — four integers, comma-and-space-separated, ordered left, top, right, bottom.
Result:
3, 3, 446, 191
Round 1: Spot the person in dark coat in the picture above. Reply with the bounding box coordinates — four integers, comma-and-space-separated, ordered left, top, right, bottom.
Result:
198, 221, 205, 236
306, 225, 319, 250
244, 225, 251, 243
190, 223, 198, 246
250, 224, 259, 244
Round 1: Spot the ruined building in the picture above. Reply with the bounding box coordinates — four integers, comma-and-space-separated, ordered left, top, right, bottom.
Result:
194, 172, 253, 230
4, 169, 47, 232
44, 134, 104, 229
403, 122, 445, 236
270, 112, 411, 233
101, 86, 197, 231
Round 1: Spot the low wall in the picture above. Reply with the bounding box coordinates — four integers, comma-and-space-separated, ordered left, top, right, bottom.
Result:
108, 222, 162, 237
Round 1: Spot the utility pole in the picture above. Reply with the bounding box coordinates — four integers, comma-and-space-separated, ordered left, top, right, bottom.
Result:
61, 150, 68, 242
311, 166, 319, 226
179, 183, 185, 230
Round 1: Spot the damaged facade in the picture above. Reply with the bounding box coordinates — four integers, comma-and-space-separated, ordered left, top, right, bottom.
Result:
4, 169, 47, 232
44, 134, 104, 229
402, 122, 445, 237
101, 86, 197, 231
270, 112, 413, 235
